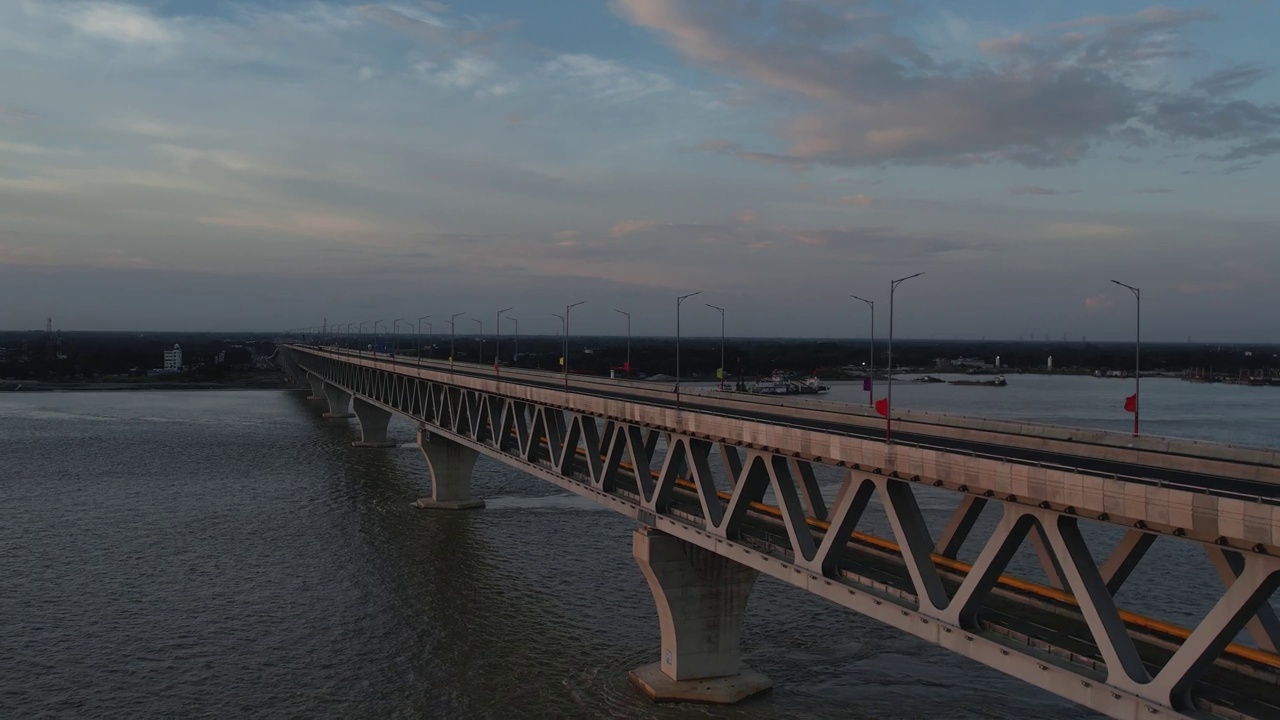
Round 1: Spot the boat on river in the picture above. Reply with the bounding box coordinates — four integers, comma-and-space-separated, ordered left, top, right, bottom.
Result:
749, 371, 829, 395
948, 374, 1007, 387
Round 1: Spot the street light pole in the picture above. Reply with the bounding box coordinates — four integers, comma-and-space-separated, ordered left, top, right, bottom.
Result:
614, 309, 630, 378
505, 316, 518, 363
473, 318, 484, 368
887, 273, 923, 443
564, 301, 586, 390
417, 315, 431, 360
495, 307, 512, 376
706, 303, 725, 390
392, 317, 404, 356
1112, 280, 1141, 436
551, 313, 564, 373
448, 313, 465, 372
374, 320, 385, 357
676, 291, 702, 408
358, 322, 368, 356
851, 295, 875, 407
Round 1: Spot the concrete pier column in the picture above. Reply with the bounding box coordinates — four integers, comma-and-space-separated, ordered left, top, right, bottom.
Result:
628, 527, 772, 704
351, 397, 396, 448
413, 429, 485, 510
306, 373, 325, 401
322, 383, 354, 418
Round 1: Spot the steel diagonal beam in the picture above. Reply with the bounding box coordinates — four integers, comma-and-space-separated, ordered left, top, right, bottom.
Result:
808, 474, 877, 576
599, 423, 626, 492
556, 414, 583, 476
943, 508, 1038, 629
1035, 512, 1152, 689
790, 458, 828, 522
766, 455, 819, 563
1029, 523, 1068, 590
624, 425, 656, 500
651, 436, 688, 512
934, 495, 988, 559
686, 438, 725, 528
526, 408, 548, 464
719, 453, 771, 539
1206, 546, 1280, 654
878, 478, 950, 613
1100, 529, 1157, 597
578, 416, 604, 483
719, 443, 743, 487
1152, 553, 1280, 709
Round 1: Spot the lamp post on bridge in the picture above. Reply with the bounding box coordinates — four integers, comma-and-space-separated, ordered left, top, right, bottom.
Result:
504, 316, 518, 366
1111, 279, 1141, 437
472, 318, 484, 369
564, 301, 586, 391
448, 313, 465, 373
887, 272, 922, 443
495, 307, 512, 377
706, 303, 725, 391
358, 322, 368, 356
417, 315, 431, 360
614, 309, 630, 379
392, 317, 404, 357
374, 320, 385, 357
850, 295, 875, 407
676, 291, 702, 409
551, 313, 564, 373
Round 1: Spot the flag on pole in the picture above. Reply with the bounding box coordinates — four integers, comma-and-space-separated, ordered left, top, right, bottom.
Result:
1123, 393, 1137, 413
623, 361, 631, 372
559, 356, 564, 366
875, 398, 888, 417
863, 377, 872, 391
716, 368, 724, 379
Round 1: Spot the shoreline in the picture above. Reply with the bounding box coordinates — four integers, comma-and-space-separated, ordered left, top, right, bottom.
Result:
1, 380, 292, 393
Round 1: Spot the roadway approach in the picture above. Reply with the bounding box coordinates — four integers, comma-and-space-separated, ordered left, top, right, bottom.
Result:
278, 342, 1280, 720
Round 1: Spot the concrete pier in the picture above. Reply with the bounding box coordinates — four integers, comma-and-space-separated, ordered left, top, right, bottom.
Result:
628, 527, 771, 704
306, 373, 325, 401
413, 429, 484, 510
322, 383, 354, 419
351, 397, 396, 448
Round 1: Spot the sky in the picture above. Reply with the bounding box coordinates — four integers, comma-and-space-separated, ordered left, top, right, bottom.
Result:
1, 0, 1279, 341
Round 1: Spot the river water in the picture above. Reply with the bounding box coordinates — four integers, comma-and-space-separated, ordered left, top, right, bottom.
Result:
1, 375, 1276, 719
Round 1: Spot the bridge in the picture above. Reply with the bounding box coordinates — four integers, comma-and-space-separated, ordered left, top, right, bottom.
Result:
277, 343, 1280, 719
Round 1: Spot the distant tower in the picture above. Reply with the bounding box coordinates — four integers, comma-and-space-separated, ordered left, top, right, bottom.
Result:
45, 317, 55, 360
995, 355, 1001, 369
1047, 356, 1054, 371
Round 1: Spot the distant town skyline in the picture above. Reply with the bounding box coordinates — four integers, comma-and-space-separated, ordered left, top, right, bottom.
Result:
2, 1, 1278, 341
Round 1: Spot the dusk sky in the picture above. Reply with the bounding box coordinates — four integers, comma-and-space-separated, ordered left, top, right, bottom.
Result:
2, 0, 1278, 341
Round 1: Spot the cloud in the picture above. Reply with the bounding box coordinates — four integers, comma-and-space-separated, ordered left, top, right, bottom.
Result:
614, 1, 1280, 168
695, 138, 810, 169
197, 213, 385, 239
838, 194, 876, 207
1084, 293, 1114, 311
1009, 185, 1062, 196
1043, 222, 1139, 240
542, 53, 674, 102
609, 220, 657, 238
64, 3, 177, 46
553, 230, 579, 240
1192, 64, 1269, 97
1129, 187, 1173, 194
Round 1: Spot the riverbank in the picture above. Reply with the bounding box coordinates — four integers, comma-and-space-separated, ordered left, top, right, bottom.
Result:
0, 377, 291, 392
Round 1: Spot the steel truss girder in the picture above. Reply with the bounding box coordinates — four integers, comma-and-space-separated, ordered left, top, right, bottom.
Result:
289, 349, 1279, 720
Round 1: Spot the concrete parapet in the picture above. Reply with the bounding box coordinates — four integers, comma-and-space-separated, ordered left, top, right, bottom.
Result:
415, 429, 484, 510
630, 526, 770, 704
352, 397, 393, 447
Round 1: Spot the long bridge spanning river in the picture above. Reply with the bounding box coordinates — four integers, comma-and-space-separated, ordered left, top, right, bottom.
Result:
278, 344, 1280, 720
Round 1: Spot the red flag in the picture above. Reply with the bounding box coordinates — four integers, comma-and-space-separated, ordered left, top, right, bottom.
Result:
875, 398, 888, 416
1123, 393, 1137, 413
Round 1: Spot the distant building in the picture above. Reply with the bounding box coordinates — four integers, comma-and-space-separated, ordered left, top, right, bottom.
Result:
163, 344, 183, 372
937, 356, 993, 370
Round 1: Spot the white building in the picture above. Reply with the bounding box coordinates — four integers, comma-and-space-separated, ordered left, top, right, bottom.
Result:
163, 344, 183, 372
